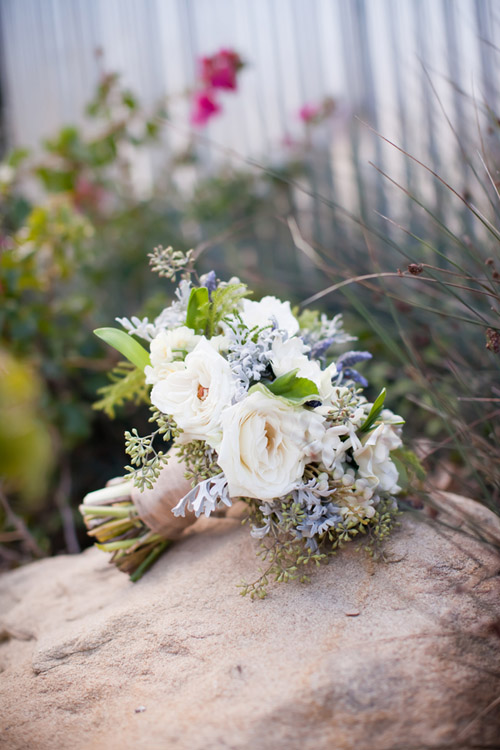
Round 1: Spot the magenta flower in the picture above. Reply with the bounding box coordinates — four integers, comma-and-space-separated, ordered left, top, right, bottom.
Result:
190, 90, 222, 127
73, 176, 106, 212
200, 49, 243, 91
299, 103, 322, 124
299, 97, 336, 125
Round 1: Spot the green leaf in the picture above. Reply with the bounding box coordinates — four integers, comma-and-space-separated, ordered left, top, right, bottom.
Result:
185, 287, 210, 333
359, 388, 387, 433
87, 135, 117, 166
263, 369, 319, 404
122, 90, 137, 110
267, 369, 300, 395
296, 308, 320, 332
391, 454, 409, 491
392, 448, 426, 490
145, 120, 159, 139
36, 167, 75, 193
94, 328, 150, 370
7, 147, 30, 168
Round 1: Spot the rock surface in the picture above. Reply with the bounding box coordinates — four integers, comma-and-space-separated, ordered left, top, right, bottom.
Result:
1, 497, 500, 750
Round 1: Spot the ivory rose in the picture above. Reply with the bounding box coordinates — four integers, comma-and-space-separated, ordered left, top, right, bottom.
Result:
150, 338, 236, 447
353, 423, 402, 494
145, 326, 201, 385
217, 390, 324, 500
241, 296, 299, 336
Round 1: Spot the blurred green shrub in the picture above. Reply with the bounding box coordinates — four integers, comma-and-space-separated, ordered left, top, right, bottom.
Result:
0, 75, 187, 562
0, 72, 310, 564
0, 349, 53, 504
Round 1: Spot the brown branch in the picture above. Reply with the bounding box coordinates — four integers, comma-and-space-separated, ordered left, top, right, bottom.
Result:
54, 464, 80, 554
0, 485, 46, 559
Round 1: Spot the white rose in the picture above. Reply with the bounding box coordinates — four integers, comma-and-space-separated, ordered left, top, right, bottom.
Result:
241, 296, 299, 336
217, 390, 324, 500
150, 338, 236, 447
145, 326, 201, 385
270, 335, 309, 375
271, 336, 337, 401
209, 333, 229, 353
353, 423, 402, 494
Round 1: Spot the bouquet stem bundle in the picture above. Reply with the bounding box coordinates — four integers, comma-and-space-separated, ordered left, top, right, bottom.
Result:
79, 452, 194, 580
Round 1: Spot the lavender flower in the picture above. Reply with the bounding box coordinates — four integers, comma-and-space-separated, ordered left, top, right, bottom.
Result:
336, 351, 373, 388
199, 270, 217, 295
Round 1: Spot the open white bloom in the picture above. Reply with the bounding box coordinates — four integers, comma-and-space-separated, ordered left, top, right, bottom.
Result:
302, 409, 327, 462
353, 423, 402, 494
271, 336, 337, 401
209, 333, 229, 353
270, 335, 310, 373
380, 408, 404, 425
241, 296, 299, 336
320, 424, 351, 476
145, 326, 201, 385
150, 338, 236, 447
217, 390, 324, 500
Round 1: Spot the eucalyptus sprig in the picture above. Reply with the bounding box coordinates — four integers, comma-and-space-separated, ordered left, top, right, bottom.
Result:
148, 245, 194, 281
124, 428, 169, 491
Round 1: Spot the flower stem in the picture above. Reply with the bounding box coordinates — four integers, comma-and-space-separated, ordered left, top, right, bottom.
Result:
129, 540, 171, 582
79, 503, 136, 518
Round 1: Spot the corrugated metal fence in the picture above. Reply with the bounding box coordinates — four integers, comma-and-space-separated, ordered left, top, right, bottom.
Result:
1, 0, 500, 253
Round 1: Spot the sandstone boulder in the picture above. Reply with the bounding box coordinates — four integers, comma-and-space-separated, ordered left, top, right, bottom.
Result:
1, 496, 499, 750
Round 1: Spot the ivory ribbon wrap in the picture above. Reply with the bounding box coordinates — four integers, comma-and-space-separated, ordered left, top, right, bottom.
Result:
131, 452, 196, 539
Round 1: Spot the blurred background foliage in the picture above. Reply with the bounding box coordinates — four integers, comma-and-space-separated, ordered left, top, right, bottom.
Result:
0, 69, 319, 562
1, 6, 500, 566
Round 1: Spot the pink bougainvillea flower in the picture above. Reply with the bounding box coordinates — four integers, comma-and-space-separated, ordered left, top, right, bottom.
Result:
299, 103, 322, 124
190, 90, 222, 127
299, 97, 336, 125
200, 49, 244, 91
281, 132, 298, 148
73, 176, 106, 212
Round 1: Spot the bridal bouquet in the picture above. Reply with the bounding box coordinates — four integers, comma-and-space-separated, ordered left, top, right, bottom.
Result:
81, 246, 411, 595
